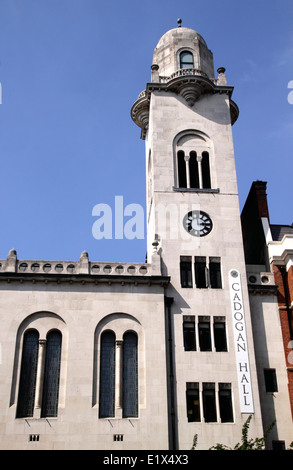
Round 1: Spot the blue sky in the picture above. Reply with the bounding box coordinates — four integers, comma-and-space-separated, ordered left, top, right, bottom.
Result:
0, 0, 292, 263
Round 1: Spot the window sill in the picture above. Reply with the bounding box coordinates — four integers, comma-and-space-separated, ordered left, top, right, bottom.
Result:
173, 187, 220, 194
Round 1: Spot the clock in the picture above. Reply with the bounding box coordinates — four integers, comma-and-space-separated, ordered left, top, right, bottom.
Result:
183, 210, 213, 237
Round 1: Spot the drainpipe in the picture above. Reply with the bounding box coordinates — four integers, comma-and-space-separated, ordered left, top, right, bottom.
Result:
280, 266, 293, 341
165, 296, 177, 450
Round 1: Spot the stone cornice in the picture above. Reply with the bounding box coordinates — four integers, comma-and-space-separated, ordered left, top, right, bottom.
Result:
131, 75, 239, 139
0, 271, 170, 287
248, 284, 278, 295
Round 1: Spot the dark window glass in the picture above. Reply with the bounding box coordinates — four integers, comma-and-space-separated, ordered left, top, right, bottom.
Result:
99, 331, 116, 418
177, 151, 187, 188
214, 321, 227, 352
186, 384, 200, 422
183, 317, 196, 351
123, 332, 138, 418
16, 329, 39, 418
198, 320, 211, 351
203, 384, 217, 422
209, 259, 222, 288
264, 369, 278, 392
189, 151, 199, 188
180, 258, 192, 288
180, 51, 194, 69
195, 257, 207, 288
41, 330, 62, 418
219, 384, 233, 422
202, 151, 211, 188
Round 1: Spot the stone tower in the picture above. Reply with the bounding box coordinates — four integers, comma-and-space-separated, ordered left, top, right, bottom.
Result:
132, 20, 263, 449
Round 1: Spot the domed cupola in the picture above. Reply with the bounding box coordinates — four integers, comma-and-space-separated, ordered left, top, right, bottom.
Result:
151, 19, 214, 80
131, 20, 239, 139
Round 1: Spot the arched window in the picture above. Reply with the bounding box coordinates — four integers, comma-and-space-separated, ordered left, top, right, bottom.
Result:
189, 151, 200, 189
16, 327, 63, 419
180, 51, 194, 69
177, 150, 187, 188
201, 151, 211, 189
16, 329, 39, 418
175, 133, 212, 190
122, 332, 138, 418
41, 330, 62, 418
99, 331, 116, 418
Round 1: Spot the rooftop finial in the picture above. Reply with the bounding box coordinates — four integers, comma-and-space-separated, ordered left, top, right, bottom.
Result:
177, 18, 182, 27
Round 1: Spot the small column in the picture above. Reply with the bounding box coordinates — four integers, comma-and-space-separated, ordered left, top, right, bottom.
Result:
151, 64, 160, 83
197, 154, 203, 189
35, 339, 46, 411
185, 154, 190, 188
217, 67, 227, 86
115, 340, 123, 416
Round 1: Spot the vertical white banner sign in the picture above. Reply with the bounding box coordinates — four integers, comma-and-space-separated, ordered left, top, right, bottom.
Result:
229, 269, 254, 413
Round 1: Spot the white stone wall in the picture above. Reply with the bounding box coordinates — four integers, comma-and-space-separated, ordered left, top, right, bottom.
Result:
145, 88, 264, 449
247, 266, 293, 448
0, 280, 169, 450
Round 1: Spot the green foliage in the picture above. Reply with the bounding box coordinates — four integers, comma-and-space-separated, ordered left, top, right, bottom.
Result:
192, 415, 276, 450
191, 434, 198, 450
210, 415, 275, 450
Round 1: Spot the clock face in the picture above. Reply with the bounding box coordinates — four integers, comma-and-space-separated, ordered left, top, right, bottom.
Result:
183, 210, 213, 237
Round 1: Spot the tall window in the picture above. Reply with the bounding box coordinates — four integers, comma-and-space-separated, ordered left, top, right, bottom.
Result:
123, 332, 138, 418
180, 51, 194, 69
213, 318, 228, 352
99, 330, 139, 419
186, 383, 200, 422
189, 151, 200, 188
177, 150, 187, 188
264, 369, 278, 393
195, 257, 207, 288
203, 383, 217, 422
41, 330, 62, 418
201, 152, 211, 188
16, 328, 62, 419
180, 256, 193, 288
198, 317, 212, 351
99, 331, 116, 418
16, 329, 39, 418
177, 150, 211, 190
183, 316, 196, 351
219, 384, 233, 422
209, 257, 222, 288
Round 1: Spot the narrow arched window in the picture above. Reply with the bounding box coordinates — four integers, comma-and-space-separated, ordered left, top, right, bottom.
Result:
177, 150, 187, 188
99, 331, 116, 418
123, 332, 138, 418
202, 151, 211, 189
41, 330, 62, 418
189, 151, 200, 188
180, 51, 194, 69
16, 329, 39, 418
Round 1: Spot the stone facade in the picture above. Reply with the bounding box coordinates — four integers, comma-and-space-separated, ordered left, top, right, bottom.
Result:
0, 23, 292, 451
241, 181, 293, 449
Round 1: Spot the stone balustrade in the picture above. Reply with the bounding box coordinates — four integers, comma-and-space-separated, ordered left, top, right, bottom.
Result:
0, 250, 153, 277
159, 67, 209, 82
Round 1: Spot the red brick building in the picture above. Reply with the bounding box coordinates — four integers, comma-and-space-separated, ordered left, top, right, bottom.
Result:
242, 181, 293, 426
